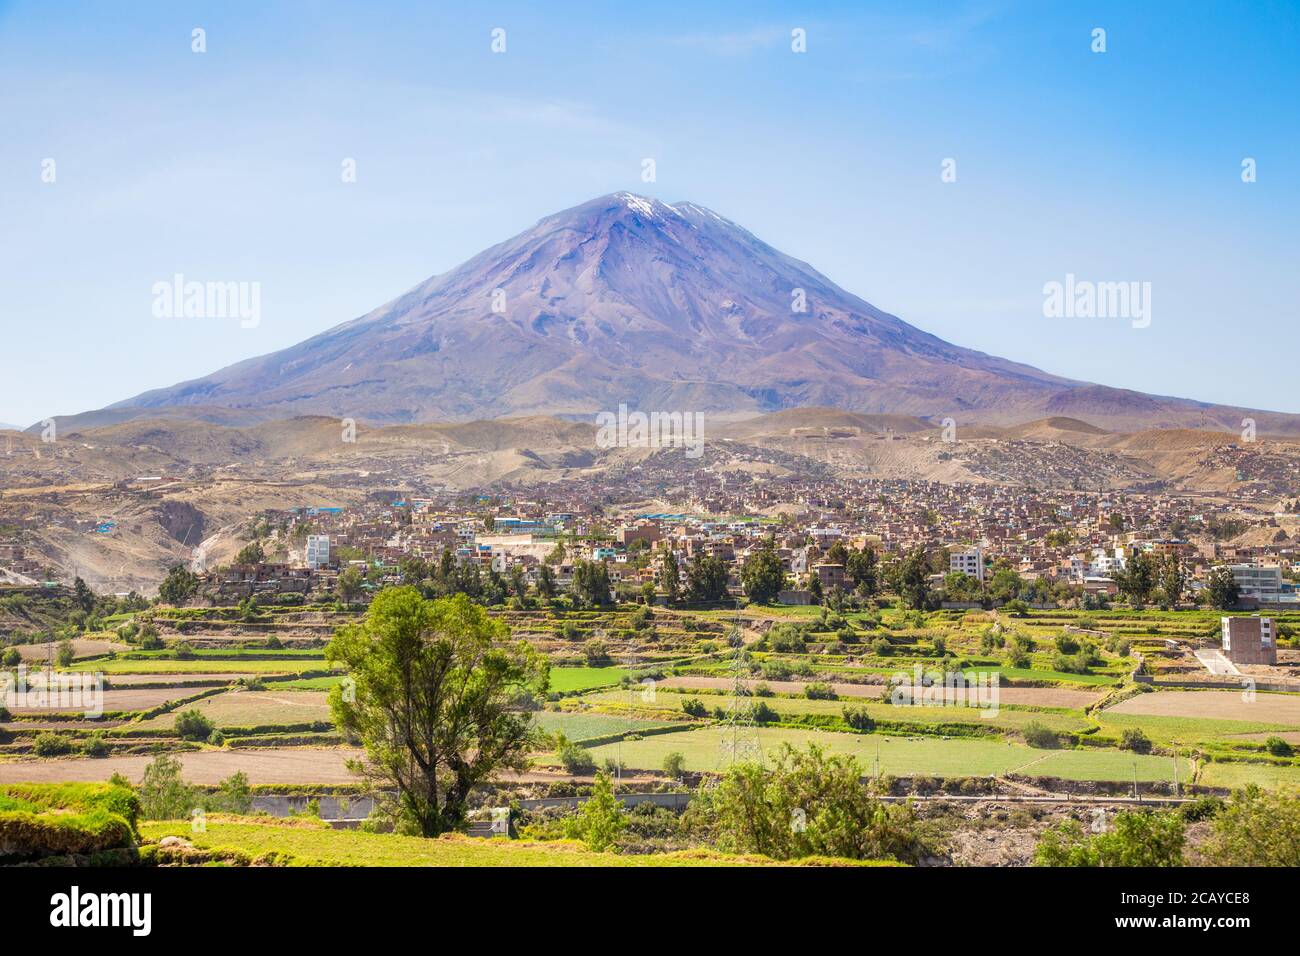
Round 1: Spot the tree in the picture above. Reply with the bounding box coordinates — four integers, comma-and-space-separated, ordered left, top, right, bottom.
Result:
684, 743, 929, 863
891, 548, 932, 610
660, 550, 681, 605
536, 563, 556, 599
157, 564, 199, 605
336, 567, 364, 604
686, 553, 730, 603
564, 770, 626, 852
1116, 550, 1157, 605
569, 560, 612, 607
1205, 565, 1240, 610
740, 541, 786, 604
73, 576, 95, 614
1034, 810, 1185, 867
1156, 553, 1188, 606
845, 546, 878, 596
55, 639, 75, 668
234, 541, 266, 566
210, 771, 252, 814
326, 587, 547, 836
138, 753, 197, 820
662, 752, 686, 779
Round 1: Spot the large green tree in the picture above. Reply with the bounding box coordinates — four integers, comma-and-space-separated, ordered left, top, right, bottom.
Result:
157, 564, 199, 605
1205, 565, 1240, 610
740, 540, 786, 604
685, 552, 730, 603
327, 587, 547, 836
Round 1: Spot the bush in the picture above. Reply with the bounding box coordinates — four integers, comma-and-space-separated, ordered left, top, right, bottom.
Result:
842, 705, 875, 731
174, 709, 215, 741
557, 740, 597, 775
32, 732, 74, 757
1022, 721, 1058, 749
81, 734, 110, 758
805, 682, 837, 701
1034, 810, 1185, 866
681, 697, 707, 718
662, 752, 686, 779
751, 700, 779, 724
1265, 736, 1294, 757
1119, 728, 1153, 754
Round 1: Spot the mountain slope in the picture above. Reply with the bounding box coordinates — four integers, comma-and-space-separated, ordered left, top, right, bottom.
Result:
65, 192, 1299, 435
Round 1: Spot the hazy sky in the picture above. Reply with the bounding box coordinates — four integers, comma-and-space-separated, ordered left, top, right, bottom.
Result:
2, 0, 1297, 427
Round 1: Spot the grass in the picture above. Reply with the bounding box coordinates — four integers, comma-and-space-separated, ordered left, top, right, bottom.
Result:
531, 710, 680, 743
138, 818, 878, 866
1095, 711, 1297, 747
1196, 761, 1300, 790
547, 666, 634, 693
548, 724, 1190, 782
581, 689, 1092, 736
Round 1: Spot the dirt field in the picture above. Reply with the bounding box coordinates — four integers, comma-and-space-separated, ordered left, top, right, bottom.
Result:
104, 673, 260, 686
6, 686, 203, 715
659, 676, 1102, 709
133, 689, 332, 729
16, 638, 128, 661
0, 747, 365, 784
1107, 689, 1300, 724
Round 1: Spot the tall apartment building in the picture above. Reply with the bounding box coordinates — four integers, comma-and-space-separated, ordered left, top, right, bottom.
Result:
305, 534, 331, 570
1221, 615, 1277, 666
950, 547, 984, 583
1228, 565, 1285, 603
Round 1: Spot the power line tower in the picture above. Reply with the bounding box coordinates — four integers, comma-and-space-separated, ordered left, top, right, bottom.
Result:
715, 616, 763, 768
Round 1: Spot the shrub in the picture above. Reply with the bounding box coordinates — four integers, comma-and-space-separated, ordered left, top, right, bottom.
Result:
557, 740, 597, 775
1119, 728, 1153, 754
681, 697, 707, 718
1265, 736, 1294, 757
751, 700, 779, 724
175, 709, 215, 741
1034, 810, 1185, 866
805, 682, 837, 701
842, 705, 875, 731
662, 751, 686, 779
81, 734, 110, 758
32, 732, 74, 757
1022, 721, 1058, 749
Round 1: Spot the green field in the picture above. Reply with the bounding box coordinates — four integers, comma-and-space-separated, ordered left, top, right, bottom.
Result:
532, 710, 682, 743
582, 689, 1093, 736
547, 666, 634, 693
1196, 761, 1300, 790
553, 725, 1190, 782
138, 818, 879, 866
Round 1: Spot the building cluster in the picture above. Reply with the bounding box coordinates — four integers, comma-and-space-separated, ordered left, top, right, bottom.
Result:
182, 473, 1300, 607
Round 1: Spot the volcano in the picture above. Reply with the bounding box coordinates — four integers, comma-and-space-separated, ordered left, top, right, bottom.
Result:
74, 192, 1298, 435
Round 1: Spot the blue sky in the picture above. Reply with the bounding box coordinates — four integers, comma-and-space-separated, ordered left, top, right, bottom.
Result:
1, 0, 1297, 426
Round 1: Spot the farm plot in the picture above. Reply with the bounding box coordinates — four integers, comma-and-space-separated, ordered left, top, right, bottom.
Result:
1106, 690, 1300, 725
134, 690, 332, 730
657, 676, 1102, 709
548, 666, 634, 693
583, 689, 1092, 736
0, 746, 365, 785
5, 687, 202, 715
68, 658, 337, 675
1197, 760, 1300, 790
532, 710, 683, 743
567, 725, 1188, 783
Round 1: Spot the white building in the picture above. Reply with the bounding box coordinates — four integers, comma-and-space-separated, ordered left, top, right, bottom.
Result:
1229, 564, 1289, 603
950, 547, 984, 583
305, 534, 331, 570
